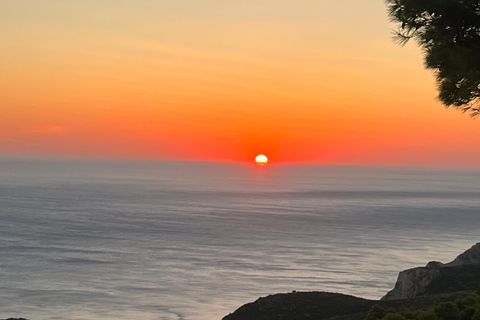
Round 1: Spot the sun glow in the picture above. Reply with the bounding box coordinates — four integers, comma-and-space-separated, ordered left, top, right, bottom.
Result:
255, 154, 268, 164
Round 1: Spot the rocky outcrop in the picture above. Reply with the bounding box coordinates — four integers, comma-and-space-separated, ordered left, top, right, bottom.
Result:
446, 243, 480, 267
382, 243, 480, 300
381, 262, 443, 300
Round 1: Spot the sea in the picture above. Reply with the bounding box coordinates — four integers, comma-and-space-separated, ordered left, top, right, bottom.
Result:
0, 159, 479, 320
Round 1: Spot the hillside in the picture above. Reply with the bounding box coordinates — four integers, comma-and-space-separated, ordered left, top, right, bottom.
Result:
222, 292, 378, 320
221, 290, 476, 320
223, 244, 480, 320
424, 263, 480, 295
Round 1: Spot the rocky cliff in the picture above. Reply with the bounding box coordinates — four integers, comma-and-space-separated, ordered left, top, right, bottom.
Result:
446, 242, 480, 267
381, 261, 443, 300
382, 243, 480, 300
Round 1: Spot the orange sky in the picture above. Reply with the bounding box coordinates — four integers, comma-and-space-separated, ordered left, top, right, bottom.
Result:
1, 1, 480, 167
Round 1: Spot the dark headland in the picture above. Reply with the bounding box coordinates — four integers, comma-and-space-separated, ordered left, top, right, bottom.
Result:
222, 243, 480, 320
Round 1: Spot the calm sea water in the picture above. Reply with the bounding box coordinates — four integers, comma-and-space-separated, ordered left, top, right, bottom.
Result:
0, 159, 479, 320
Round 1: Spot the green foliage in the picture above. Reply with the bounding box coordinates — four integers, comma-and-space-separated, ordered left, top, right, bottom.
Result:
459, 307, 476, 320
365, 292, 480, 320
435, 302, 460, 320
385, 0, 480, 116
417, 310, 438, 320
472, 308, 480, 320
366, 305, 387, 320
383, 313, 407, 320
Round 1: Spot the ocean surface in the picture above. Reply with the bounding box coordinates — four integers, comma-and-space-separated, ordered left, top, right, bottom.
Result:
0, 159, 479, 320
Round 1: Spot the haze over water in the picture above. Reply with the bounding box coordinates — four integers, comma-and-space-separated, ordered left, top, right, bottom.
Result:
1, 159, 479, 320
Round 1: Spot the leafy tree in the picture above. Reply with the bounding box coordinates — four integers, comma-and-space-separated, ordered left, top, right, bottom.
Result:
385, 0, 480, 116
364, 292, 480, 320
366, 305, 388, 320
418, 309, 438, 320
471, 307, 480, 320
459, 307, 476, 320
435, 302, 460, 320
458, 293, 480, 309
383, 313, 407, 320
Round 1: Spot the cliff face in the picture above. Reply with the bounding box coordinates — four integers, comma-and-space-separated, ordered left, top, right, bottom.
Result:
381, 262, 443, 300
382, 243, 480, 301
446, 243, 480, 267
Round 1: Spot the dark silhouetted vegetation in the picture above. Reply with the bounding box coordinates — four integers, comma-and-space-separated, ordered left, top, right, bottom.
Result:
366, 290, 480, 320
385, 0, 480, 116
222, 291, 477, 320
222, 292, 379, 320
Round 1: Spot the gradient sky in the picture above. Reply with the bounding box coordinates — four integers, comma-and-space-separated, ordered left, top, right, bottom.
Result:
1, 0, 480, 167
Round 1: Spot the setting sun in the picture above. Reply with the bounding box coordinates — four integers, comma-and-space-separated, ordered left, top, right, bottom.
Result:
255, 154, 268, 164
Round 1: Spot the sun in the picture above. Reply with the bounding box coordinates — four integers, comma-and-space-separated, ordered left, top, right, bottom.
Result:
255, 154, 268, 164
